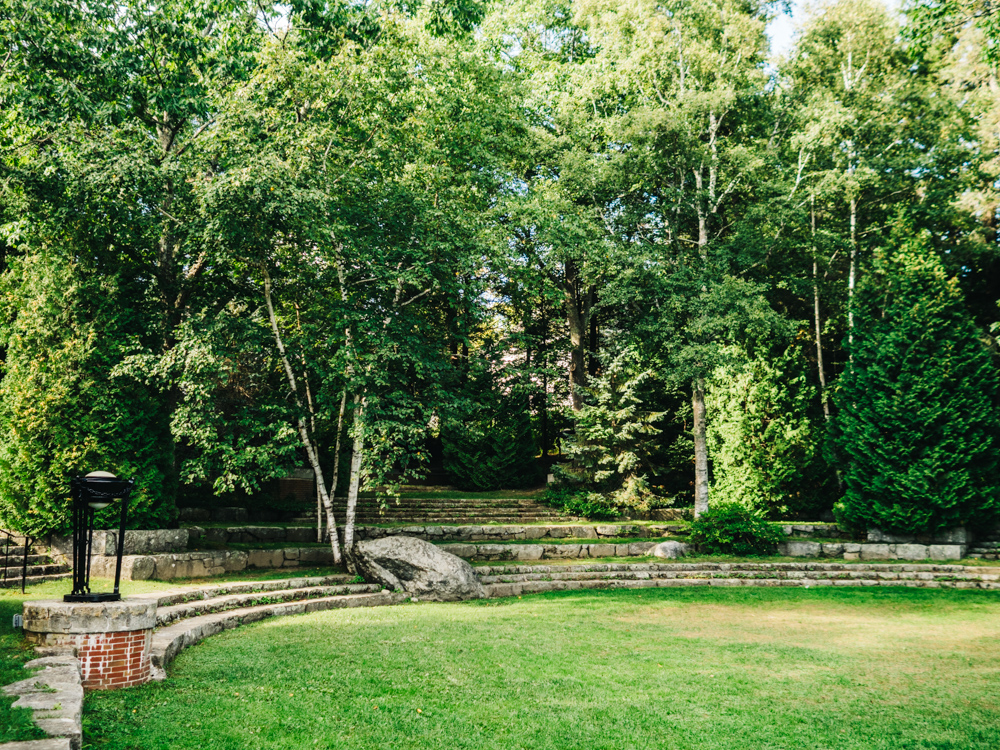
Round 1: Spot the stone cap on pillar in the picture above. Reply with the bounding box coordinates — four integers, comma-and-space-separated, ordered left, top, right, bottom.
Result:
23, 599, 157, 635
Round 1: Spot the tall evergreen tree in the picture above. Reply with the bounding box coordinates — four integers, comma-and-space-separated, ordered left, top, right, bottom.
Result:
832, 234, 1000, 534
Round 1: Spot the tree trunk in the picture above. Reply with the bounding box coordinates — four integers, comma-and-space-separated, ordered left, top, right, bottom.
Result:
588, 287, 599, 377
848, 195, 857, 353
263, 270, 342, 565
342, 395, 365, 572
692, 378, 709, 518
564, 258, 589, 411
812, 199, 830, 421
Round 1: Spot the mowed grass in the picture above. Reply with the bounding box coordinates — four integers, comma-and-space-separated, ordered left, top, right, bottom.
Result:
85, 587, 1000, 750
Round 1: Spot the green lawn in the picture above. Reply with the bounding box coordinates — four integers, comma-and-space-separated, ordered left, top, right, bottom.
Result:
83, 586, 1000, 749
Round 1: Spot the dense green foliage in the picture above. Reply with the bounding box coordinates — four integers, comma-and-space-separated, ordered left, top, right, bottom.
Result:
442, 384, 540, 492
687, 503, 785, 556
833, 238, 1000, 534
83, 587, 1000, 749
0, 0, 999, 536
707, 346, 837, 519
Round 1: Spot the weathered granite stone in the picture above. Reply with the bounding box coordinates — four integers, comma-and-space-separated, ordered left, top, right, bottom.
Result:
860, 544, 891, 560
651, 541, 688, 559
437, 544, 472, 558
354, 536, 485, 602
23, 600, 156, 635
0, 739, 73, 750
177, 507, 211, 522
515, 545, 544, 561
248, 549, 284, 569
589, 543, 617, 558
821, 543, 845, 557
595, 526, 620, 537
548, 527, 570, 538
285, 527, 315, 543
892, 544, 929, 561
783, 541, 822, 557
94, 529, 188, 555
928, 544, 965, 560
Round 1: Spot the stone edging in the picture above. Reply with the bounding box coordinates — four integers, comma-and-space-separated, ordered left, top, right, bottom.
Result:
1, 650, 83, 750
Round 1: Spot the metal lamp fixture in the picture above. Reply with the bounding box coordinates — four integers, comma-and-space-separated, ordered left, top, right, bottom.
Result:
64, 471, 135, 603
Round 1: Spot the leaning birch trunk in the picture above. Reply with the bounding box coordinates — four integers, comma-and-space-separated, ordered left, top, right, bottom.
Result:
263, 271, 342, 565
320, 390, 348, 541
692, 378, 709, 518
342, 396, 365, 572
812, 199, 831, 421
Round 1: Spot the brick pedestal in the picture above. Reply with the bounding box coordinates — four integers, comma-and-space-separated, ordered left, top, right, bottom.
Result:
22, 599, 156, 690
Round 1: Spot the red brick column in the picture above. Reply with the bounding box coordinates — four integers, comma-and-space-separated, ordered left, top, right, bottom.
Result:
22, 600, 157, 690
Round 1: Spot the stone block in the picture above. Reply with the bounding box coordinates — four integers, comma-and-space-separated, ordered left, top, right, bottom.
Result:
247, 549, 284, 569
549, 544, 582, 558
571, 526, 598, 539
477, 544, 510, 560
785, 541, 822, 558
615, 544, 631, 557
222, 551, 248, 572
595, 525, 620, 537
936, 528, 970, 545
298, 548, 336, 564
843, 552, 860, 560
203, 527, 228, 543
548, 527, 570, 538
23, 600, 157, 635
820, 543, 845, 557
209, 507, 248, 523
515, 545, 544, 561
524, 526, 548, 540
285, 527, 315, 543
92, 529, 188, 555
860, 544, 891, 560
177, 507, 210, 522
892, 544, 929, 561
0, 739, 73, 750
629, 542, 656, 556
589, 544, 617, 558
928, 544, 965, 561
438, 544, 475, 558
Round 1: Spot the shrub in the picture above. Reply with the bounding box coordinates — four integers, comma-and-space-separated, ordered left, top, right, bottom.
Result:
541, 486, 621, 520
687, 503, 784, 556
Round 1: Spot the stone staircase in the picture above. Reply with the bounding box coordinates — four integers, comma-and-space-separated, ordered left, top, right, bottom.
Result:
474, 561, 1000, 596
136, 574, 406, 679
290, 495, 575, 525
0, 535, 71, 589
968, 526, 1000, 560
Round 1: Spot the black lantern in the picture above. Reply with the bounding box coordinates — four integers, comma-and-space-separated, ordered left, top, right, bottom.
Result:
64, 471, 135, 603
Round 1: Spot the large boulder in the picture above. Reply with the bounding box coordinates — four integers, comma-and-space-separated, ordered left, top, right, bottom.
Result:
354, 536, 485, 602
651, 541, 688, 559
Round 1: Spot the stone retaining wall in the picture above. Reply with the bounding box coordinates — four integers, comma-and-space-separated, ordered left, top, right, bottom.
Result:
89, 547, 337, 581
780, 540, 966, 560
438, 541, 659, 561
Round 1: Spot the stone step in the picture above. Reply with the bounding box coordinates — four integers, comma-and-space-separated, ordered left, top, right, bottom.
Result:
0, 553, 55, 566
0, 572, 73, 589
473, 562, 989, 576
0, 563, 68, 578
480, 575, 1000, 597
290, 516, 573, 525
154, 583, 383, 626
477, 568, 1000, 584
149, 590, 406, 680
